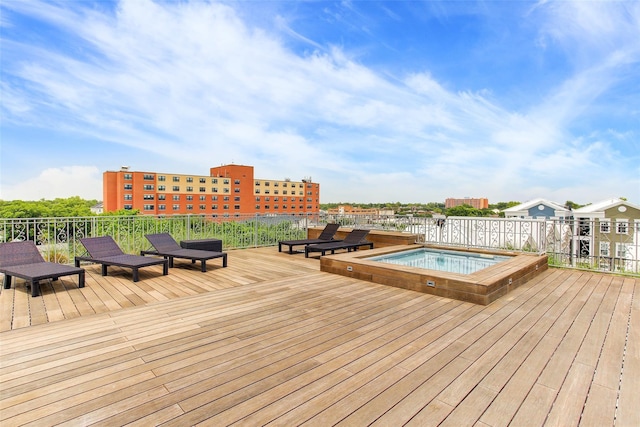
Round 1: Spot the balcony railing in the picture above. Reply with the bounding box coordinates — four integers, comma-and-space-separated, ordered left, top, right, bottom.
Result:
0, 214, 638, 276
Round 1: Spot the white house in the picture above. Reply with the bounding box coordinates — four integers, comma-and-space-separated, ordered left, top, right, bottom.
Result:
503, 198, 572, 219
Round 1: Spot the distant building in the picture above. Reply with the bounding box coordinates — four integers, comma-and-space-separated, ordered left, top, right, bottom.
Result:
445, 197, 489, 210
503, 198, 572, 219
103, 164, 320, 216
90, 202, 104, 215
327, 205, 388, 216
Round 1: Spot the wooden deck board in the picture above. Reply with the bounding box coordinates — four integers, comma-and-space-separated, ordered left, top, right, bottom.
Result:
0, 246, 638, 426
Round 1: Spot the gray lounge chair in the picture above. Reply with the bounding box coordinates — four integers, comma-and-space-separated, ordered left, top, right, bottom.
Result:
278, 223, 341, 254
75, 236, 168, 282
142, 233, 227, 272
0, 241, 85, 297
305, 229, 373, 258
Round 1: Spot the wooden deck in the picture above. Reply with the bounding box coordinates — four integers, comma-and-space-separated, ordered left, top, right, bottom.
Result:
1, 247, 638, 426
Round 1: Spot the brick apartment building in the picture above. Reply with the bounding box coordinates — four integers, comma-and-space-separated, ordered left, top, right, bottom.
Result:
445, 197, 489, 210
103, 164, 320, 216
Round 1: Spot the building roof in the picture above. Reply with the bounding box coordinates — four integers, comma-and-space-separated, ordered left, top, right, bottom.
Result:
573, 198, 640, 215
502, 198, 572, 218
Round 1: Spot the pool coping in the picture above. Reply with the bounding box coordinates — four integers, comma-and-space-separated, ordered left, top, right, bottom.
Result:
319, 244, 548, 305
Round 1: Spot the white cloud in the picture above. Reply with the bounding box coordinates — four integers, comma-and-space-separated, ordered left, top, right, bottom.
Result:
1, 0, 638, 205
0, 166, 102, 201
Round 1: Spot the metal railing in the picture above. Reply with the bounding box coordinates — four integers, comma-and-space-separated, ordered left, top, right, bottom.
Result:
0, 214, 638, 276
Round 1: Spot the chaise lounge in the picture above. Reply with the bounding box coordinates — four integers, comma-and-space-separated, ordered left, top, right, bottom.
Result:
75, 236, 168, 282
142, 233, 227, 272
0, 241, 85, 297
278, 223, 341, 254
305, 229, 374, 258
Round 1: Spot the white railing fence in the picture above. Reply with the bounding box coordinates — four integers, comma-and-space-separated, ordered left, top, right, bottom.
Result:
0, 214, 638, 276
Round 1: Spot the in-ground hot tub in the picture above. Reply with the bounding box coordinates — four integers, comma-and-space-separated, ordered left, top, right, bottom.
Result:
319, 244, 548, 305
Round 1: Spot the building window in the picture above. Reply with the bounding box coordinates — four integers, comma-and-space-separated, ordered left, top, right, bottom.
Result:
223, 205, 229, 210
600, 221, 610, 233
158, 175, 166, 181
616, 220, 629, 234
187, 205, 193, 210
199, 195, 206, 201
143, 174, 154, 180
124, 184, 133, 190
143, 204, 154, 210
274, 190, 279, 195
223, 196, 230, 201
283, 190, 288, 195
234, 205, 240, 210
212, 178, 218, 184
186, 195, 193, 201
274, 182, 279, 187
234, 188, 240, 193
158, 205, 166, 210
124, 174, 132, 180
172, 186, 180, 191
158, 194, 166, 200
255, 189, 260, 194
234, 179, 241, 184
212, 187, 218, 193
265, 182, 270, 187
600, 242, 610, 257
173, 195, 180, 201
255, 204, 260, 209
173, 205, 180, 210
143, 184, 154, 191
212, 204, 218, 209
264, 205, 270, 210
199, 178, 206, 183
255, 181, 261, 186
186, 177, 193, 183
223, 179, 230, 185
223, 188, 230, 193
200, 187, 206, 192
186, 186, 193, 192
616, 243, 630, 258
124, 204, 133, 210
234, 196, 240, 202
124, 194, 132, 200
199, 204, 206, 210
212, 195, 218, 201
143, 194, 154, 200
173, 176, 180, 182
158, 185, 166, 191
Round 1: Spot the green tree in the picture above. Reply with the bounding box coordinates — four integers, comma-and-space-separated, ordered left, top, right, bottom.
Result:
0, 197, 98, 218
445, 204, 484, 217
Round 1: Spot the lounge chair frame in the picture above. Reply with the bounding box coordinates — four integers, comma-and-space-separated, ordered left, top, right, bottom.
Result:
142, 233, 227, 272
305, 229, 374, 258
278, 223, 341, 254
0, 241, 85, 297
75, 236, 168, 282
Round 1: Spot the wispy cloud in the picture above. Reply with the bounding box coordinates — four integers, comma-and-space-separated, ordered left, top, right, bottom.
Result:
1, 0, 638, 203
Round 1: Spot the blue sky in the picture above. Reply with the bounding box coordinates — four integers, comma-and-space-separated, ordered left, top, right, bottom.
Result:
1, 0, 639, 205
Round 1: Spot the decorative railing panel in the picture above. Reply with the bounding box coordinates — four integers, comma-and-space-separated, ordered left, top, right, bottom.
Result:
0, 214, 637, 276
